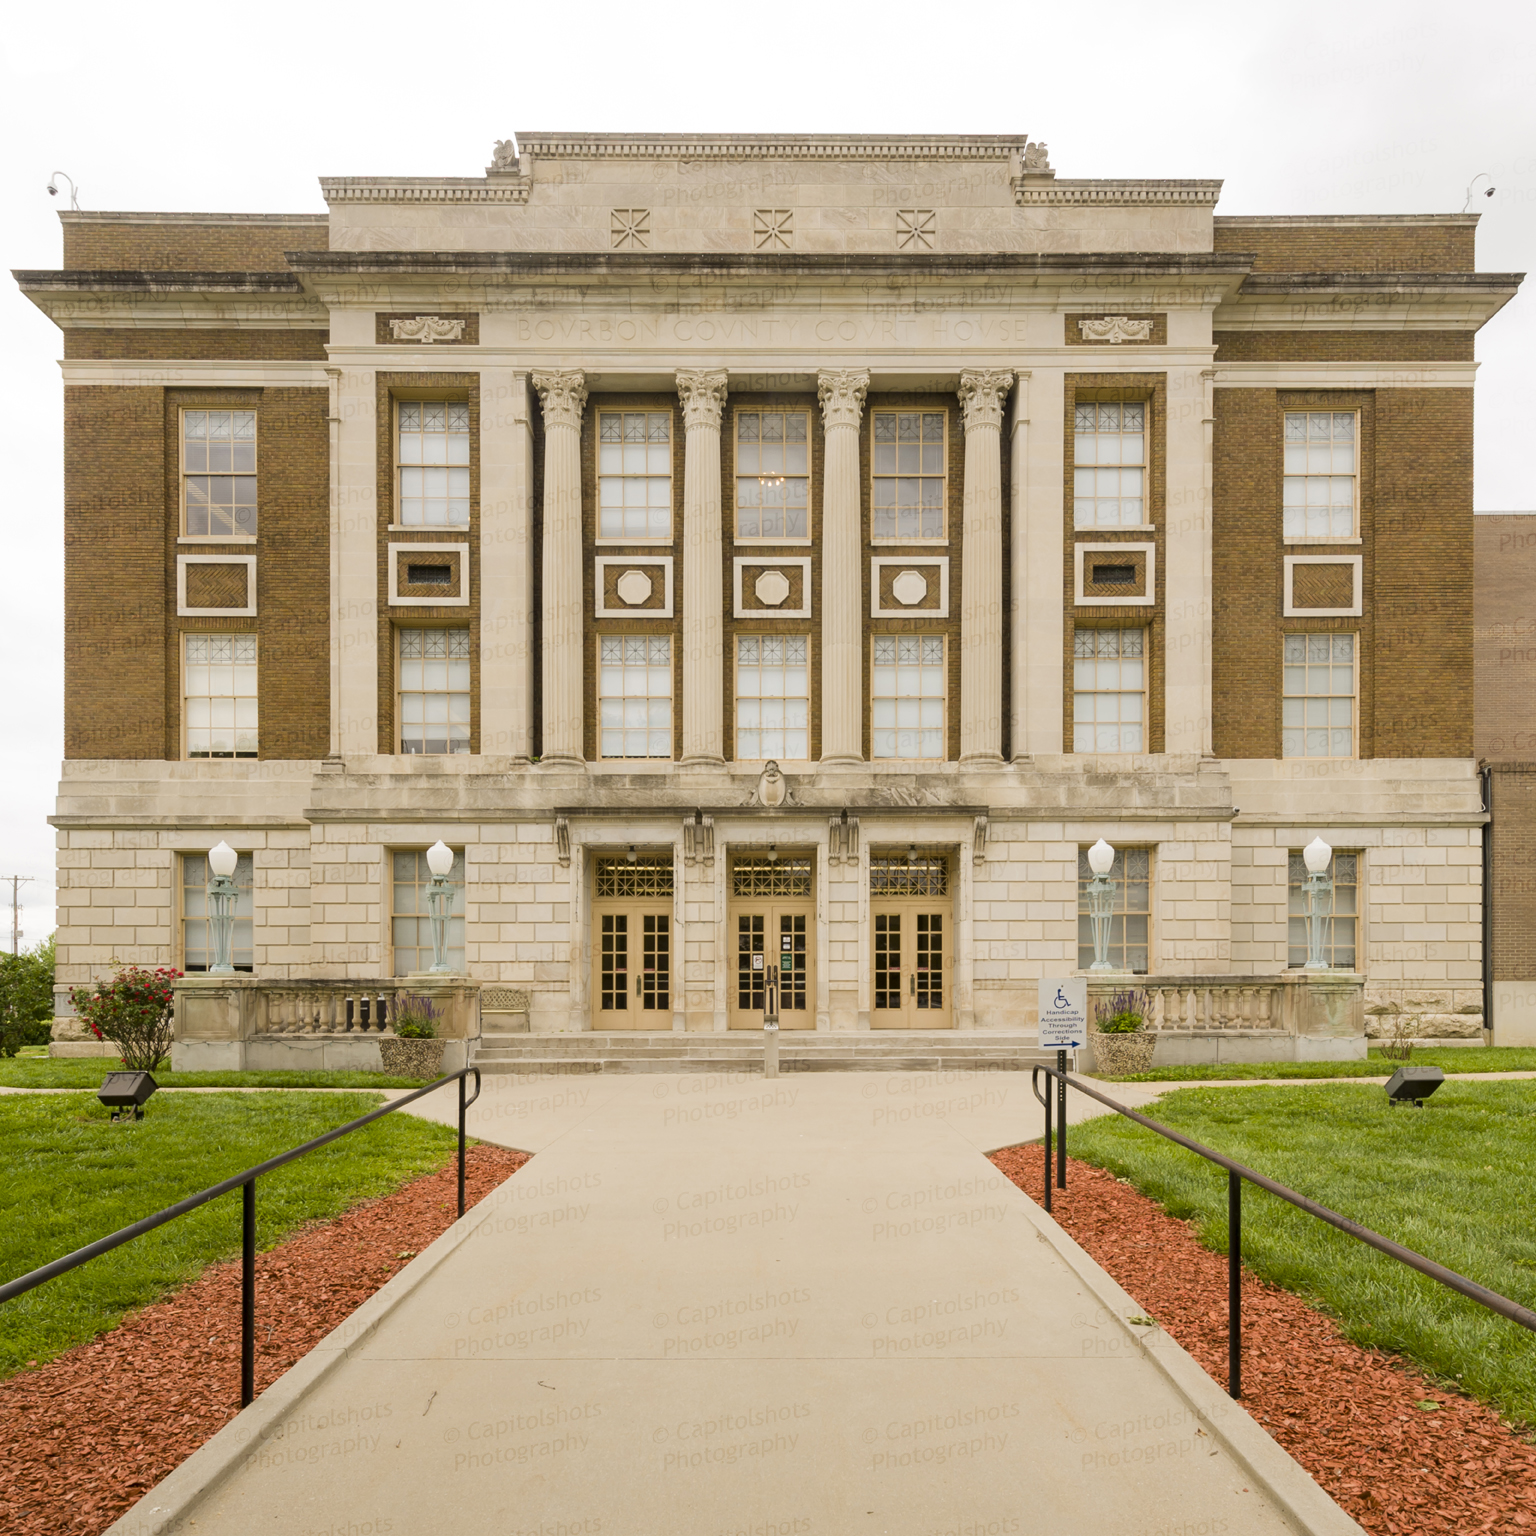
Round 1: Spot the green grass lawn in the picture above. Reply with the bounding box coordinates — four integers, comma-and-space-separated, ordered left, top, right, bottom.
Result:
0, 1056, 433, 1090
0, 1091, 462, 1378
1096, 1046, 1536, 1083
1064, 1080, 1536, 1428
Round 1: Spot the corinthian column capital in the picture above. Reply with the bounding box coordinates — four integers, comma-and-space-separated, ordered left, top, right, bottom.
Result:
676, 368, 730, 432
531, 368, 588, 431
958, 368, 1014, 434
817, 368, 870, 431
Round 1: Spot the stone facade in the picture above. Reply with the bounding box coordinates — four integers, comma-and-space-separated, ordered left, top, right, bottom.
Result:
19, 135, 1522, 1048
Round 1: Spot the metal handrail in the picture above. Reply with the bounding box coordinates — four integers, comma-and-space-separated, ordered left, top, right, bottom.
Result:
0, 1066, 483, 1406
1028, 1063, 1536, 1400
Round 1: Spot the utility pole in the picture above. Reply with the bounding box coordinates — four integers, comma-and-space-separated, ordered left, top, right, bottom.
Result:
3, 877, 34, 955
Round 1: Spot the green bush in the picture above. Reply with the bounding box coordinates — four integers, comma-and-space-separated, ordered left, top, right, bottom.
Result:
392, 992, 440, 1040
0, 936, 56, 1058
70, 963, 181, 1072
1093, 986, 1149, 1035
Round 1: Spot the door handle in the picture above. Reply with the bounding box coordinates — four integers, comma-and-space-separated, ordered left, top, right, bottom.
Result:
636, 975, 642, 997
909, 973, 914, 997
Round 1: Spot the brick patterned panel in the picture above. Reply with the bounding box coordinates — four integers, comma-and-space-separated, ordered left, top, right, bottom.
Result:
184, 562, 249, 609
1213, 331, 1474, 363
375, 313, 481, 346
65, 329, 329, 361
396, 548, 462, 601
1474, 516, 1536, 761
876, 563, 942, 612
739, 563, 806, 613
602, 561, 668, 611
1291, 563, 1356, 610
1065, 313, 1167, 346
1081, 549, 1147, 601
62, 219, 328, 272
1211, 221, 1475, 273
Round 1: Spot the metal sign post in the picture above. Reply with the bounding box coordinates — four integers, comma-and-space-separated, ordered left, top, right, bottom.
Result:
1037, 979, 1087, 1191
763, 961, 780, 1078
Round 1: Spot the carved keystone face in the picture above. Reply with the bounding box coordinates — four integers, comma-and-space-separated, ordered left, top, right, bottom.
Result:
754, 570, 792, 607
615, 569, 653, 606
891, 569, 929, 606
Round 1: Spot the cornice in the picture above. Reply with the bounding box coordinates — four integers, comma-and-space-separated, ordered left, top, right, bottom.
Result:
1013, 179, 1223, 207
14, 269, 306, 293
57, 211, 326, 228
320, 177, 530, 205
516, 133, 1029, 161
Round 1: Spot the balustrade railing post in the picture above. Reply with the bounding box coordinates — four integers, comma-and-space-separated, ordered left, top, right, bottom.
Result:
1228, 1170, 1242, 1399
241, 1179, 256, 1408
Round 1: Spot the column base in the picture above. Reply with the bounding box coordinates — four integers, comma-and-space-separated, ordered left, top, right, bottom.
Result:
959, 752, 1006, 768
677, 753, 726, 769
536, 754, 587, 770
817, 754, 865, 767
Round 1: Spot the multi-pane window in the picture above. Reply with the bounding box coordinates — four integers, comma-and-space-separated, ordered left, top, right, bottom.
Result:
183, 410, 256, 537
735, 636, 809, 759
1284, 412, 1356, 539
871, 636, 945, 760
599, 636, 672, 758
599, 411, 672, 540
1073, 402, 1145, 528
182, 851, 253, 972
184, 635, 258, 758
1283, 634, 1355, 759
397, 402, 470, 527
1073, 629, 1144, 754
736, 411, 810, 540
398, 627, 471, 755
391, 848, 465, 974
872, 411, 946, 539
1077, 847, 1150, 973
1288, 851, 1358, 969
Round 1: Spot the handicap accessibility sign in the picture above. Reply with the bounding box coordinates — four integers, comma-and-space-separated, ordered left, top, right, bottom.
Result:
1037, 978, 1087, 1048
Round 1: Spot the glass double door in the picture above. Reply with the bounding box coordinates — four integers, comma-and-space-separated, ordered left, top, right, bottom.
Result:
592, 903, 672, 1030
870, 902, 951, 1029
729, 904, 815, 1029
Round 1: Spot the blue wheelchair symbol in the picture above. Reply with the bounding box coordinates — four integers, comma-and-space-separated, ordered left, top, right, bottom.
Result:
1054, 988, 1070, 1010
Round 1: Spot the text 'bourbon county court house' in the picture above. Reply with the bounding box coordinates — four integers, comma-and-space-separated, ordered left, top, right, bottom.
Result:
16, 132, 1526, 1064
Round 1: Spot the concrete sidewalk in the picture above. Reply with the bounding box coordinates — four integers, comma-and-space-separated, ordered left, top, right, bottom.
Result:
110, 1070, 1361, 1536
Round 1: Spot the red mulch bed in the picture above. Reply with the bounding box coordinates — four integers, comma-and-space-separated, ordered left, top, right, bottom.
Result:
0, 1144, 527, 1536
991, 1143, 1536, 1536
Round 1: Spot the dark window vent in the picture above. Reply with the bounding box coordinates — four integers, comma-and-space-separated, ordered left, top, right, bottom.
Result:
407, 563, 453, 586
1092, 564, 1136, 585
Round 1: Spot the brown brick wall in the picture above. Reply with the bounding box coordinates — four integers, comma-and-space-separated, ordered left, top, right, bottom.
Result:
61, 218, 328, 272
65, 329, 328, 361
1212, 220, 1475, 273
1213, 331, 1475, 363
1474, 516, 1536, 760
377, 375, 481, 756
1489, 764, 1536, 983
1291, 562, 1356, 609
183, 562, 248, 608
64, 386, 167, 758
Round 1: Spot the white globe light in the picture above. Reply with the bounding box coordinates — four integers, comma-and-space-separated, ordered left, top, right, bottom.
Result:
208, 840, 238, 877
1088, 838, 1115, 876
1303, 836, 1332, 875
426, 840, 454, 877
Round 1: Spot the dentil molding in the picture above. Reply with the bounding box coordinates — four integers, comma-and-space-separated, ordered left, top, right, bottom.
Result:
676, 368, 730, 431
817, 368, 870, 431
957, 368, 1014, 433
531, 369, 588, 431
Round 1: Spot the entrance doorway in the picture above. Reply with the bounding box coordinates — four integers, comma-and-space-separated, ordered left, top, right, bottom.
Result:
869, 853, 952, 1029
591, 853, 674, 1030
728, 853, 816, 1029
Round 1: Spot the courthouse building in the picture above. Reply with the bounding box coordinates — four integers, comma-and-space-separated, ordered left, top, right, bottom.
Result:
17, 133, 1523, 1064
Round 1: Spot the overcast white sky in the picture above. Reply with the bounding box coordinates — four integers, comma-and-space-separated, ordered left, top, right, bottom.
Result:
1, 0, 1531, 948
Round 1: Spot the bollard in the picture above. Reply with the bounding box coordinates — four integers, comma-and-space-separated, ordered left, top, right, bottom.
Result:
764, 1021, 779, 1078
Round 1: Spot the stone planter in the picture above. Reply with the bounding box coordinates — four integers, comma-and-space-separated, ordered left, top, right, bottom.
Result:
1091, 1029, 1156, 1076
379, 1036, 446, 1080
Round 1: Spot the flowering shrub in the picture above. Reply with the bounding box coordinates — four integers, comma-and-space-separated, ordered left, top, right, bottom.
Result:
391, 993, 440, 1040
70, 964, 182, 1071
1093, 988, 1150, 1035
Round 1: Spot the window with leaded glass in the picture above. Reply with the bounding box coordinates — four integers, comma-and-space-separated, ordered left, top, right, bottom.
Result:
871, 636, 946, 760
1283, 412, 1356, 539
1282, 634, 1355, 759
185, 634, 257, 758
182, 851, 253, 972
182, 410, 256, 537
599, 411, 672, 540
595, 854, 675, 897
599, 635, 672, 758
1073, 402, 1145, 528
871, 411, 946, 540
868, 855, 949, 896
735, 636, 809, 760
397, 402, 470, 527
1077, 847, 1150, 973
1073, 629, 1144, 754
735, 411, 810, 540
732, 856, 814, 898
1287, 851, 1358, 969
391, 848, 465, 974
398, 627, 471, 755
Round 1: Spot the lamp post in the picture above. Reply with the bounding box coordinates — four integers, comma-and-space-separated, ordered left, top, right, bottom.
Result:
1302, 836, 1334, 971
425, 841, 455, 974
1086, 839, 1117, 972
207, 841, 239, 975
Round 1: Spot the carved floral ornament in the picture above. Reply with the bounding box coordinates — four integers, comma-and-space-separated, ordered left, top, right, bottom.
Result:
531, 369, 588, 431
817, 368, 870, 431
389, 316, 466, 344
1078, 316, 1154, 345
676, 368, 729, 431
957, 368, 1014, 433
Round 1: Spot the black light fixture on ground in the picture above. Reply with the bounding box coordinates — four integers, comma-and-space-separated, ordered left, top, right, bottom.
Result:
99, 1071, 157, 1122
1385, 1065, 1445, 1107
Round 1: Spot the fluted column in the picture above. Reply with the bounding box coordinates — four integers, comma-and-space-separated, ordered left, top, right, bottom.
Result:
817, 368, 870, 764
531, 369, 587, 766
676, 368, 729, 765
957, 368, 1013, 764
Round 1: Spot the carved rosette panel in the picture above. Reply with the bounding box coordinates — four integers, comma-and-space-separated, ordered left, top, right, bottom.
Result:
957, 368, 1014, 434
1078, 316, 1154, 344
389, 316, 467, 344
817, 368, 870, 432
676, 368, 730, 432
531, 369, 588, 432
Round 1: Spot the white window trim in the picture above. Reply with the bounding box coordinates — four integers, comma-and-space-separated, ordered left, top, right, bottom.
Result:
595, 556, 675, 619
869, 633, 949, 764
1283, 555, 1363, 618
388, 542, 470, 607
869, 407, 949, 545
596, 408, 675, 545
1073, 542, 1155, 607
180, 634, 258, 761
177, 555, 257, 617
1283, 408, 1360, 542
733, 632, 814, 765
870, 557, 950, 618
1281, 631, 1359, 762
733, 406, 813, 545
733, 557, 812, 619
